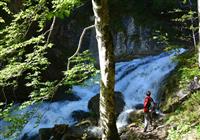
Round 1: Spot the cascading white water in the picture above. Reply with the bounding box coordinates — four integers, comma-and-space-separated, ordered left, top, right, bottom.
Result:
0, 49, 185, 139
115, 49, 185, 128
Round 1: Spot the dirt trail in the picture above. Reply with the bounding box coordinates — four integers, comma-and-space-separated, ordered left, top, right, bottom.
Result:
120, 117, 168, 140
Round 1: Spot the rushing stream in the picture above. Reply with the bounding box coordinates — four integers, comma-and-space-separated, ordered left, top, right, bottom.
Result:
0, 49, 185, 139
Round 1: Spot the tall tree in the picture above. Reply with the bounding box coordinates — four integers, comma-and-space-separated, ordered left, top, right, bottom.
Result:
92, 0, 120, 139
198, 0, 200, 67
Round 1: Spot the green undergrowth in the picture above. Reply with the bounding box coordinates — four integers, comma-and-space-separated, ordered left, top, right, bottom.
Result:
161, 49, 200, 112
161, 49, 200, 140
166, 91, 200, 140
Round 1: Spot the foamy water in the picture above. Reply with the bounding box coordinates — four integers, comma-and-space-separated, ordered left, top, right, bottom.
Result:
0, 49, 185, 139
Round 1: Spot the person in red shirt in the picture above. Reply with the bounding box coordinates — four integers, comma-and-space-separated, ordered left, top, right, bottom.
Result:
143, 90, 155, 132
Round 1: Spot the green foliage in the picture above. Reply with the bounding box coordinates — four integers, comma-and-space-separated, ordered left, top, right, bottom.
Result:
0, 0, 93, 139
161, 49, 200, 111
0, 0, 11, 23
163, 50, 200, 91
0, 0, 82, 102
167, 91, 200, 140
196, 125, 200, 137
0, 0, 54, 105
152, 30, 169, 45
0, 50, 97, 139
163, 49, 200, 139
167, 0, 198, 44
64, 50, 97, 87
52, 0, 81, 18
176, 51, 200, 88
0, 102, 37, 139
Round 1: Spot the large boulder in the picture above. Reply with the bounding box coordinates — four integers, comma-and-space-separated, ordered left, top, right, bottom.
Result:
39, 122, 100, 140
128, 109, 144, 124
62, 125, 101, 140
88, 91, 125, 117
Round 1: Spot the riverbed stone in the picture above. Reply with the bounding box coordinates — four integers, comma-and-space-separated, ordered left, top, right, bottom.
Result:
88, 91, 125, 117
71, 110, 91, 122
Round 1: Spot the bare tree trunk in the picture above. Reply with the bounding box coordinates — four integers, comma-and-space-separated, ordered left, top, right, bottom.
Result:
191, 18, 197, 48
67, 25, 95, 70
188, 0, 197, 48
92, 0, 120, 140
198, 44, 200, 68
198, 0, 200, 67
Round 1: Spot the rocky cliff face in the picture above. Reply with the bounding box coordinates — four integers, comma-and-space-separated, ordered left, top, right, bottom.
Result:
114, 17, 165, 58
48, 2, 166, 66
89, 16, 165, 64
7, 1, 166, 66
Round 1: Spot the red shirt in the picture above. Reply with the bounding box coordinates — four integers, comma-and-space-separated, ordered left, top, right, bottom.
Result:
144, 96, 153, 112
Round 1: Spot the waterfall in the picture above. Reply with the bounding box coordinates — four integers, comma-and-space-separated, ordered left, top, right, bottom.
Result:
0, 49, 185, 139
115, 49, 184, 128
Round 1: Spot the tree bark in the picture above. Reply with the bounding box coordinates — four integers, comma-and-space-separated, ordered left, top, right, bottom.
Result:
92, 0, 120, 140
198, 0, 200, 67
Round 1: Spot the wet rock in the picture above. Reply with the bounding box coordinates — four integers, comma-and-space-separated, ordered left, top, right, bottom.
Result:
52, 86, 80, 102
134, 103, 144, 110
128, 109, 144, 123
61, 125, 100, 140
39, 124, 68, 140
188, 76, 200, 92
88, 91, 125, 117
53, 124, 68, 138
71, 110, 90, 122
113, 16, 165, 62
39, 122, 100, 140
21, 133, 39, 140
39, 128, 52, 140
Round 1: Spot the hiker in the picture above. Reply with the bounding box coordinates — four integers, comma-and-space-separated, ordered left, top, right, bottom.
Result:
143, 90, 155, 132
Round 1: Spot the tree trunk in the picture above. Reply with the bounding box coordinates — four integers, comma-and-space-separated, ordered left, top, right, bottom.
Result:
198, 0, 200, 67
91, 0, 120, 140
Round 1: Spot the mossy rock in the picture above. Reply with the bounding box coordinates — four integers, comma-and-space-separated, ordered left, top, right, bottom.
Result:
128, 109, 144, 125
